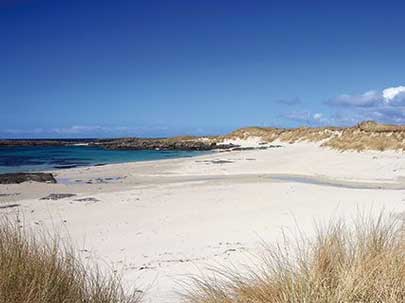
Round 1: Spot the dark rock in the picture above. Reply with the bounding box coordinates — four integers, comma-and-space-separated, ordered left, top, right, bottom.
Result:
196, 160, 234, 164
231, 147, 257, 151
74, 197, 100, 202
211, 160, 234, 164
0, 193, 20, 197
40, 193, 76, 200
0, 137, 239, 151
0, 203, 20, 209
96, 138, 239, 151
230, 145, 281, 151
0, 173, 57, 184
54, 165, 79, 169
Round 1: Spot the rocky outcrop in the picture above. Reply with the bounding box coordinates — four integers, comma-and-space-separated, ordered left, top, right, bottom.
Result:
95, 138, 236, 151
0, 138, 236, 151
0, 173, 57, 184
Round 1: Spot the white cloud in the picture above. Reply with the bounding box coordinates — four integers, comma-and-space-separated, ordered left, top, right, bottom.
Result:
283, 85, 405, 127
282, 111, 330, 126
313, 113, 323, 121
326, 90, 382, 107
51, 126, 110, 135
383, 86, 405, 102
322, 85, 405, 125
327, 86, 405, 108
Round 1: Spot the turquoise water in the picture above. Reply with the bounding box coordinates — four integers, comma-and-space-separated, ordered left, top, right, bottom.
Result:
0, 146, 209, 173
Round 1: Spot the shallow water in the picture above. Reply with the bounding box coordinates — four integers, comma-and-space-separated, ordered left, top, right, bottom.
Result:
0, 146, 209, 173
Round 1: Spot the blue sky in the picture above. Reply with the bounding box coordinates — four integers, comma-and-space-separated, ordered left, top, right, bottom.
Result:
1, 0, 405, 138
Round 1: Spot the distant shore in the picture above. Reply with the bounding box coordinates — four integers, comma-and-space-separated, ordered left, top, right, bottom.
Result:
3, 120, 405, 153
0, 137, 229, 151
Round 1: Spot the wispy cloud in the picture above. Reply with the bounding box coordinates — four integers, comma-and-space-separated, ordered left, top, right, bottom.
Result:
3, 128, 46, 135
324, 85, 405, 124
281, 85, 405, 127
326, 86, 405, 108
326, 90, 382, 108
0, 125, 170, 138
282, 111, 328, 126
51, 126, 124, 135
275, 97, 301, 106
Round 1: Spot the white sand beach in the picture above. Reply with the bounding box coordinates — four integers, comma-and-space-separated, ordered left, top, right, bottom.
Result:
2, 141, 405, 302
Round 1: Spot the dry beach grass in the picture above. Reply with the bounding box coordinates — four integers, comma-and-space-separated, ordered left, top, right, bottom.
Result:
183, 213, 405, 303
0, 218, 142, 303
224, 121, 405, 151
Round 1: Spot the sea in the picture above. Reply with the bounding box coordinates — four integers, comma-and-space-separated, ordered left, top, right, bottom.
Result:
0, 145, 209, 174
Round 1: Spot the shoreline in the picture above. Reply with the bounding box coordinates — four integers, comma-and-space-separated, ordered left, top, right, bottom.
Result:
0, 148, 216, 175
2, 141, 405, 302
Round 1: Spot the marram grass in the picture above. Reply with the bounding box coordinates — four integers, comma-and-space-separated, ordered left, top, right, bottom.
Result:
0, 218, 142, 303
183, 213, 405, 303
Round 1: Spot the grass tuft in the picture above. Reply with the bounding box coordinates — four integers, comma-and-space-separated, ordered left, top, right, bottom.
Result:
0, 218, 142, 303
183, 213, 405, 303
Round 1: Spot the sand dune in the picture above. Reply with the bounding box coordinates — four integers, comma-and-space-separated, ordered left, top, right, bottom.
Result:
221, 121, 405, 151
